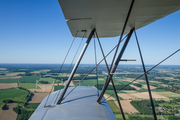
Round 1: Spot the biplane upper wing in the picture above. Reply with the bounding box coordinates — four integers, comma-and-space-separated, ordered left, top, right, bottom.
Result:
58, 0, 180, 38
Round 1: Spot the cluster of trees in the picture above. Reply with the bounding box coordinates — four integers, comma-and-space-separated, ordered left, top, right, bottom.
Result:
153, 78, 169, 84
10, 87, 34, 120
168, 116, 180, 120
48, 69, 93, 74
131, 99, 180, 116
19, 109, 34, 120
128, 116, 153, 120
9, 68, 33, 73
171, 98, 180, 103
39, 81, 49, 84
2, 103, 7, 110
13, 106, 20, 114
25, 72, 34, 76
133, 83, 142, 87
1, 99, 22, 114
130, 100, 158, 114
43, 75, 52, 78
128, 115, 180, 120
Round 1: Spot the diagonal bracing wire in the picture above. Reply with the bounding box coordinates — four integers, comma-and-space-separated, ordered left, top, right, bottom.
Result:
44, 31, 78, 107
62, 35, 129, 100
54, 31, 87, 104
134, 30, 157, 120
101, 48, 180, 103
95, 31, 126, 119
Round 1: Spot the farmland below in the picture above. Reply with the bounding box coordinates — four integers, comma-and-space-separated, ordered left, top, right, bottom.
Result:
0, 64, 180, 120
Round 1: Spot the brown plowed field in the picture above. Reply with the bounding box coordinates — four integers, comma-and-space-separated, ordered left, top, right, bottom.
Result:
0, 83, 17, 90
114, 100, 139, 113
0, 103, 17, 120
58, 81, 75, 86
29, 93, 49, 103
130, 84, 141, 90
98, 78, 104, 81
122, 80, 139, 83
59, 73, 80, 77
5, 73, 18, 76
118, 92, 170, 101
142, 85, 157, 89
154, 91, 180, 98
10, 76, 22, 79
104, 94, 116, 101
122, 90, 136, 93
29, 84, 54, 93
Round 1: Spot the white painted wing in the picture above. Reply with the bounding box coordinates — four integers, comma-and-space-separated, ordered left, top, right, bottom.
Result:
58, 0, 180, 38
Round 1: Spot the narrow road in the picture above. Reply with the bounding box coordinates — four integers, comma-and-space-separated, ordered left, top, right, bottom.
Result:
17, 90, 31, 120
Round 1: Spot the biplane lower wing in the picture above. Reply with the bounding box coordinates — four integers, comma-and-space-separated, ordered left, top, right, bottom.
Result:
29, 86, 116, 120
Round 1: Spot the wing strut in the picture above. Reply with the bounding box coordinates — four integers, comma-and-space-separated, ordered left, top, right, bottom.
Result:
57, 28, 96, 104
95, 31, 126, 120
97, 0, 135, 107
97, 28, 134, 104
134, 30, 157, 120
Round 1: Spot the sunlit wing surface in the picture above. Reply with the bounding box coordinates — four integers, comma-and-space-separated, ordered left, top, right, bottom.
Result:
29, 1, 180, 120
29, 87, 116, 120
58, 0, 180, 38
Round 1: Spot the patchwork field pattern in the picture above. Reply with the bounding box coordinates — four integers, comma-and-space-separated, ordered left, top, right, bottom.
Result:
118, 92, 170, 101
0, 83, 17, 90
142, 85, 157, 89
154, 91, 180, 99
114, 100, 139, 113
29, 84, 54, 93
0, 103, 18, 120
29, 93, 49, 103
19, 75, 41, 83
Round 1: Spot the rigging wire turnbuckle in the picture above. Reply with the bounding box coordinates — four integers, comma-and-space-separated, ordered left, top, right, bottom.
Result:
44, 104, 56, 108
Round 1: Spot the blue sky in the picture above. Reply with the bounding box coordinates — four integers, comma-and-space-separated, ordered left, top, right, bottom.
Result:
0, 0, 180, 65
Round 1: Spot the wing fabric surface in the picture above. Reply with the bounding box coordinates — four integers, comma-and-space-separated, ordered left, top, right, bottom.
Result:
29, 87, 116, 120
58, 0, 180, 38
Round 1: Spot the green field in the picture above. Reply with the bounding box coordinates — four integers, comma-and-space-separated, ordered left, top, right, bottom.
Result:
54, 86, 64, 91
105, 90, 126, 94
19, 75, 41, 83
105, 90, 125, 100
151, 89, 167, 92
169, 96, 180, 99
0, 88, 28, 107
25, 103, 40, 109
19, 83, 40, 89
107, 100, 120, 113
73, 79, 106, 87
115, 114, 170, 120
120, 81, 131, 85
0, 79, 18, 83
39, 77, 57, 84
159, 103, 180, 107
115, 114, 129, 120
135, 89, 167, 92
160, 84, 169, 87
